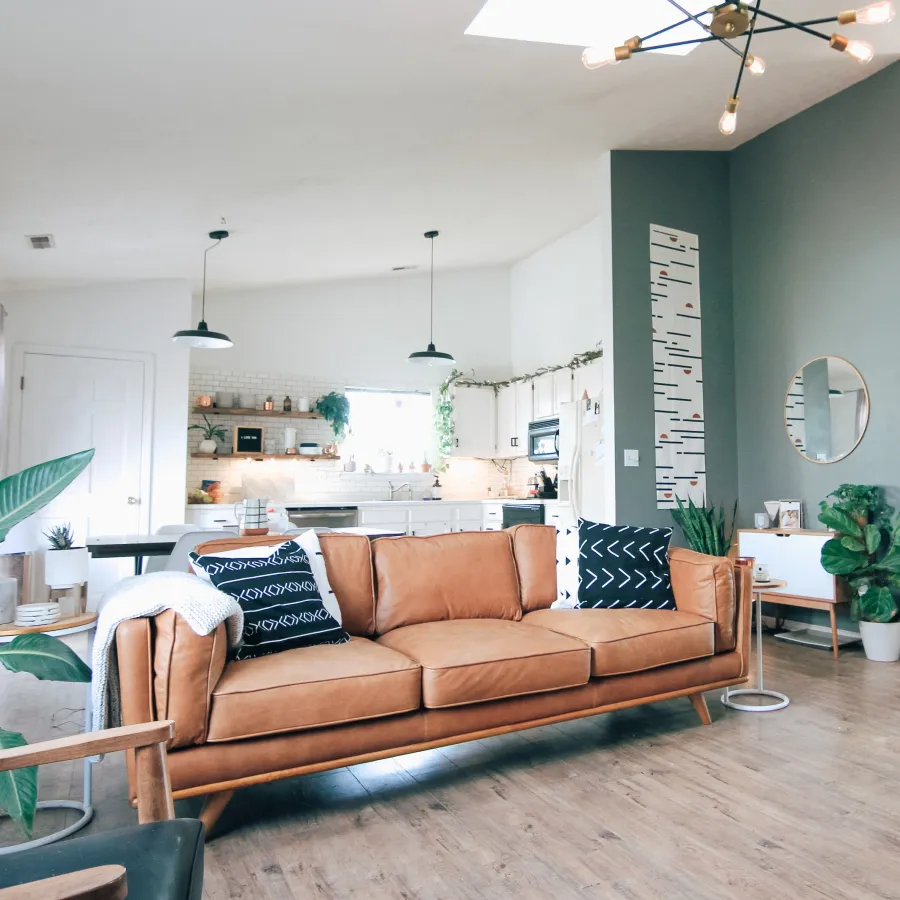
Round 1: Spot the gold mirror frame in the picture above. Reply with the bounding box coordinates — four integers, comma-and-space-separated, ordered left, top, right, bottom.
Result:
784, 356, 869, 464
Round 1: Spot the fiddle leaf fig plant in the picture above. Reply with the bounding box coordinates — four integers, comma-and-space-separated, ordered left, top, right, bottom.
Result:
0, 449, 95, 839
819, 484, 900, 624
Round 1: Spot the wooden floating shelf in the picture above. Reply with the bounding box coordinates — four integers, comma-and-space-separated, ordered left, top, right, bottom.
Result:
192, 452, 339, 461
193, 407, 321, 420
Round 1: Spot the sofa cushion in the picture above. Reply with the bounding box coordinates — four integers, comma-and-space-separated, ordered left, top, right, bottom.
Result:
507, 524, 557, 612
206, 636, 421, 741
578, 521, 676, 611
373, 532, 522, 634
522, 608, 714, 677
191, 540, 349, 659
192, 533, 376, 636
376, 619, 590, 708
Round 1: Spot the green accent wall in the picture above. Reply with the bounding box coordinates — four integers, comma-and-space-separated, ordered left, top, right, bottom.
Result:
609, 151, 738, 532
731, 62, 900, 526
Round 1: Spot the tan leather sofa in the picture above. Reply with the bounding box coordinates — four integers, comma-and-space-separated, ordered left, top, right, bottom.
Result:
116, 527, 752, 834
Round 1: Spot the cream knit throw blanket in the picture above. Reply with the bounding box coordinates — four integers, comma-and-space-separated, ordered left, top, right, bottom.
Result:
91, 571, 243, 732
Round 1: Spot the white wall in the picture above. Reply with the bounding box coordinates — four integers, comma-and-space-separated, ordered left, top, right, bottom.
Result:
1, 280, 192, 532
509, 157, 615, 516
191, 267, 513, 390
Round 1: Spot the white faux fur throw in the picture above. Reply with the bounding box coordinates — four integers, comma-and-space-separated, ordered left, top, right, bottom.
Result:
91, 571, 243, 732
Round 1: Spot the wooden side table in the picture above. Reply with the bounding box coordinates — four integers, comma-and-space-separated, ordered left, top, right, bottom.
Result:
0, 612, 98, 856
721, 580, 790, 713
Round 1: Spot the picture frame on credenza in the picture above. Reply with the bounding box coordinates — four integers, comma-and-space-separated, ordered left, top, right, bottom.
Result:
778, 499, 803, 530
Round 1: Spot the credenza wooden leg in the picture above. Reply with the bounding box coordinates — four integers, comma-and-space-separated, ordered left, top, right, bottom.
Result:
829, 606, 839, 658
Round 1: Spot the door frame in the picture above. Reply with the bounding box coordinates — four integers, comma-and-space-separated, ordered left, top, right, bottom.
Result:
7, 343, 155, 535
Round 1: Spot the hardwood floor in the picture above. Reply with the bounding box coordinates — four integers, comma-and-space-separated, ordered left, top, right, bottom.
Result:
3, 634, 899, 899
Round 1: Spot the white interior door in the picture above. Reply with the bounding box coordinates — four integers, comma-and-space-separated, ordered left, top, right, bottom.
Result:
14, 352, 148, 547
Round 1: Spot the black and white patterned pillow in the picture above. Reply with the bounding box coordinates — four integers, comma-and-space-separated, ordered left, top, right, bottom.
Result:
190, 541, 349, 660
577, 520, 676, 610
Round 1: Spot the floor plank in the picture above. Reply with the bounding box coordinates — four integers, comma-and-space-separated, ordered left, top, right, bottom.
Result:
2, 634, 898, 899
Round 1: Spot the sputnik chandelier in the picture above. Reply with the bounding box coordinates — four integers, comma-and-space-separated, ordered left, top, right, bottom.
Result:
582, 2, 894, 134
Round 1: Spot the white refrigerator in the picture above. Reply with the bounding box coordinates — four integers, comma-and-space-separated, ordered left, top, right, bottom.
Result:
555, 395, 609, 606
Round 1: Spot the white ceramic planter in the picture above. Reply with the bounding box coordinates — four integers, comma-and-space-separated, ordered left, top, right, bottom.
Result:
44, 547, 90, 590
859, 620, 900, 662
199, 439, 218, 454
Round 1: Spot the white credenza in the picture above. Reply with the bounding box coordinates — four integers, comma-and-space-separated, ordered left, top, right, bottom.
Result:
737, 529, 853, 657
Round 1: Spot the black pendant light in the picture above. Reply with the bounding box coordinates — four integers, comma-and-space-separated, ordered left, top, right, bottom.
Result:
408, 230, 455, 367
172, 230, 233, 349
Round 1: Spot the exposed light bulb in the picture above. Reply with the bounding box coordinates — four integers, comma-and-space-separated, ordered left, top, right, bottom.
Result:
846, 38, 876, 61
839, 2, 895, 24
719, 97, 739, 136
745, 54, 766, 75
830, 33, 876, 62
582, 46, 618, 69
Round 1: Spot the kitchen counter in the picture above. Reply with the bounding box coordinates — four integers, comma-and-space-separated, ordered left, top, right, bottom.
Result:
186, 498, 560, 509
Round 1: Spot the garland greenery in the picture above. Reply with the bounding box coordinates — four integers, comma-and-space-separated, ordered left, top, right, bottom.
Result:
433, 344, 603, 471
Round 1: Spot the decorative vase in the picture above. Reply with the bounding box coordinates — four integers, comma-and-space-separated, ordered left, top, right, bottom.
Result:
0, 576, 16, 625
196, 395, 213, 408
859, 620, 900, 662
199, 439, 217, 454
44, 547, 89, 590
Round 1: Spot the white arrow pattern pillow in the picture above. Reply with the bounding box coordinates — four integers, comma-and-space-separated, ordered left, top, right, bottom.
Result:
577, 520, 676, 611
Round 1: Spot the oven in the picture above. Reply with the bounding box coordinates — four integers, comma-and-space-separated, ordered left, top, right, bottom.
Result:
528, 418, 560, 463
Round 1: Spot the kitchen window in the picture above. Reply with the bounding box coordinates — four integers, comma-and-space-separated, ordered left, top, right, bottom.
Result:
343, 388, 434, 471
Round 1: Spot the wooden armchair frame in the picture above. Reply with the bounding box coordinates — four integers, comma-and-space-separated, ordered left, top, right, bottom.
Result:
0, 721, 175, 900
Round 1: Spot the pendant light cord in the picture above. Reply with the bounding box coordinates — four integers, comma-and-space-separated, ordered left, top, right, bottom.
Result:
429, 234, 435, 345
201, 236, 224, 321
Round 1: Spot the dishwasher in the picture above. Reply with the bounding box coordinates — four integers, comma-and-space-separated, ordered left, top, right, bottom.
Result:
501, 504, 545, 528
285, 506, 359, 530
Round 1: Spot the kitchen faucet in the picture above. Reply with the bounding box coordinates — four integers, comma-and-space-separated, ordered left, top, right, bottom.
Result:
389, 481, 411, 500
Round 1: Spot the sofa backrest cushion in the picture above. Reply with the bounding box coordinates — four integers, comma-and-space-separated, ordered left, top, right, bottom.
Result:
373, 531, 522, 634
192, 533, 375, 636
668, 547, 736, 652
508, 524, 558, 612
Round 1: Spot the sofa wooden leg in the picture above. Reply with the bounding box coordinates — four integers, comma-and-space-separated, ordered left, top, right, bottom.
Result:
689, 692, 712, 726
199, 790, 234, 838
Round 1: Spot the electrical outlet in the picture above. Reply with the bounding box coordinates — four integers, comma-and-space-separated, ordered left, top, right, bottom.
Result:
624, 449, 640, 467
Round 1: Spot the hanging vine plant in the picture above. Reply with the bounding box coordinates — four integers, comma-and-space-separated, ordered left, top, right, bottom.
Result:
432, 344, 603, 471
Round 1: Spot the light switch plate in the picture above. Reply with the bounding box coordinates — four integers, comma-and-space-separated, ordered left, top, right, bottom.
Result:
624, 449, 640, 467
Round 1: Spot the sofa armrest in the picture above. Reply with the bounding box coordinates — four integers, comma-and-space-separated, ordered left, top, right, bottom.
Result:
116, 614, 227, 751
669, 547, 744, 653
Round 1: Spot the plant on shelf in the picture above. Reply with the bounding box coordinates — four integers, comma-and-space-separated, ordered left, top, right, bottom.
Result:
44, 522, 75, 550
0, 448, 95, 839
315, 392, 351, 442
189, 413, 227, 454
671, 496, 738, 557
819, 485, 900, 661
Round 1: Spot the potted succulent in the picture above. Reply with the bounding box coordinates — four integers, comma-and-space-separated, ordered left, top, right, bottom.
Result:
189, 413, 227, 454
43, 522, 89, 589
818, 484, 900, 662
671, 496, 738, 557
0, 449, 95, 840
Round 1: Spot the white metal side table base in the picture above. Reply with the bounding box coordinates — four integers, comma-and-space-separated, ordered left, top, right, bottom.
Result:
0, 620, 96, 855
721, 581, 791, 714
721, 686, 790, 712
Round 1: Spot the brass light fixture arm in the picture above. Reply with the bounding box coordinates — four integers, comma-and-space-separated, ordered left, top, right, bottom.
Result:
731, 1, 763, 102
752, 8, 833, 41
663, 0, 746, 57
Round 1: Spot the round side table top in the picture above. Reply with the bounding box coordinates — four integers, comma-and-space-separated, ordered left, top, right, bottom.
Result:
751, 579, 787, 594
0, 611, 98, 639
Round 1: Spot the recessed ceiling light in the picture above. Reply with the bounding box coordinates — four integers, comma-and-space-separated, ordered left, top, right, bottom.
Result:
26, 234, 55, 250
465, 0, 705, 56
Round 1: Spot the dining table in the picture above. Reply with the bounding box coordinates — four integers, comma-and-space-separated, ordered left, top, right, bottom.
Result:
86, 534, 179, 576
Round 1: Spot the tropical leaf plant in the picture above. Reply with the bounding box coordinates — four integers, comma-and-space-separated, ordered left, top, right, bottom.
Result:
818, 485, 900, 624
0, 634, 91, 838
0, 449, 95, 839
0, 449, 95, 542
188, 413, 226, 443
671, 496, 738, 557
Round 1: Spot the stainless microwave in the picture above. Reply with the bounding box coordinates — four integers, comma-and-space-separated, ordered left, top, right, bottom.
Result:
528, 418, 559, 463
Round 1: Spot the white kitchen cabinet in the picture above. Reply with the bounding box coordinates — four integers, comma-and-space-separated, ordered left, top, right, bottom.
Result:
575, 360, 603, 401
496, 382, 532, 458
409, 522, 453, 537
515, 381, 533, 456
552, 369, 574, 413
496, 385, 517, 456
533, 374, 555, 420
185, 505, 238, 529
359, 507, 409, 527
452, 386, 496, 458
482, 503, 503, 529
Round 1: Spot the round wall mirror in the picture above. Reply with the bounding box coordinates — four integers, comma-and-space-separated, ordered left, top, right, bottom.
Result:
784, 357, 869, 463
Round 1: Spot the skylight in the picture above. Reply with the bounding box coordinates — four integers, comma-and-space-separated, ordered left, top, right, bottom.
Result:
465, 0, 707, 56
